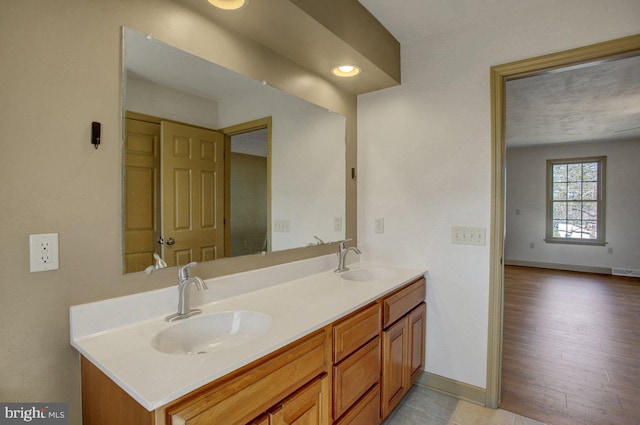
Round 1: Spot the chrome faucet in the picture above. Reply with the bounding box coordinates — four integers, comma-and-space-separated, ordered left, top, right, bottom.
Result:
334, 239, 362, 273
165, 262, 208, 322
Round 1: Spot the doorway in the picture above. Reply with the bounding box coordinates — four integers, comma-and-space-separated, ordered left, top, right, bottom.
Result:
221, 117, 272, 257
486, 34, 640, 408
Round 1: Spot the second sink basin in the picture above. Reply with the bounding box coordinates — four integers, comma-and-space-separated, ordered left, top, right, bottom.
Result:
152, 311, 272, 355
340, 267, 398, 282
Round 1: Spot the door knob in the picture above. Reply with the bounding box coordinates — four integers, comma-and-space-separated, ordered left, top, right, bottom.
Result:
166, 238, 176, 246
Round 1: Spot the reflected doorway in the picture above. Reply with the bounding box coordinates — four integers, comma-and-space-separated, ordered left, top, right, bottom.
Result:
228, 128, 269, 256
222, 117, 272, 257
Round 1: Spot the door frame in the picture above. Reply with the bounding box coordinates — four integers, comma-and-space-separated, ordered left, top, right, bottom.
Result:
221, 117, 273, 256
486, 33, 640, 408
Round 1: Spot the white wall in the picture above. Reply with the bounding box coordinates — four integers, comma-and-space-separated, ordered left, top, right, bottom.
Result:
358, 2, 640, 389
505, 140, 640, 270
220, 90, 346, 249
125, 73, 219, 129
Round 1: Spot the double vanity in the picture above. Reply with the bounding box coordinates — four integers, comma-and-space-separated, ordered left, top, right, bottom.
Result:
71, 257, 426, 424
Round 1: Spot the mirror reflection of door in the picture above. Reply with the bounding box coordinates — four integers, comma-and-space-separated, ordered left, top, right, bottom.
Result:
123, 115, 161, 273
160, 121, 225, 267
123, 112, 225, 272
224, 120, 270, 257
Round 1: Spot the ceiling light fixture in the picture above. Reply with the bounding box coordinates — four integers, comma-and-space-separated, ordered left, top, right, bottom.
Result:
207, 0, 248, 10
331, 65, 361, 77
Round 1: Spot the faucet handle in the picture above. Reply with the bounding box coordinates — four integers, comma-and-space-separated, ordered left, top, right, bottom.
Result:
337, 238, 353, 250
178, 262, 198, 280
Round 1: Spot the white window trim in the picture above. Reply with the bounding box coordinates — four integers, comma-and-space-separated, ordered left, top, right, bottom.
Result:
545, 156, 606, 246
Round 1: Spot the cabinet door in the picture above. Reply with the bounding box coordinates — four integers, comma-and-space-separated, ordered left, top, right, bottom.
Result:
333, 337, 380, 419
381, 317, 408, 420
334, 385, 380, 425
408, 303, 426, 384
269, 375, 329, 425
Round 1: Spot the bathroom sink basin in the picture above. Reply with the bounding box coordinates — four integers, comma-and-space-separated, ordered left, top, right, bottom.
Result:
340, 267, 397, 282
151, 311, 272, 355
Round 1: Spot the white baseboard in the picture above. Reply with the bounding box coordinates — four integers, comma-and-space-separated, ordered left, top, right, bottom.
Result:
416, 372, 486, 406
612, 268, 640, 278
504, 259, 611, 275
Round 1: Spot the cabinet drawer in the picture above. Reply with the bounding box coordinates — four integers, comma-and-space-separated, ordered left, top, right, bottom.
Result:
333, 337, 380, 420
334, 384, 380, 425
166, 330, 328, 425
333, 303, 380, 363
269, 374, 328, 425
383, 277, 426, 328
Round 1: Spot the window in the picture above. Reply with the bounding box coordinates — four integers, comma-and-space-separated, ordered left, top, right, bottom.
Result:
546, 156, 606, 245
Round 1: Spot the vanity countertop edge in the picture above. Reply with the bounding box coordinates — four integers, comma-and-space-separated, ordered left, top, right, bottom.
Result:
70, 261, 426, 411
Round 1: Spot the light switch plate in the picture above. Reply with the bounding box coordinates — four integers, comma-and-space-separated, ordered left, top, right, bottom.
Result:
29, 233, 59, 272
375, 218, 384, 234
334, 216, 343, 232
273, 219, 290, 233
451, 226, 486, 246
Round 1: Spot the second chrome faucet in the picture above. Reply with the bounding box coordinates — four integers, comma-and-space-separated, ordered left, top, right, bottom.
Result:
334, 239, 362, 273
165, 262, 208, 322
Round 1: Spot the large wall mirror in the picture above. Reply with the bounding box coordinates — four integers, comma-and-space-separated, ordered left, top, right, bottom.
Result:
122, 27, 346, 273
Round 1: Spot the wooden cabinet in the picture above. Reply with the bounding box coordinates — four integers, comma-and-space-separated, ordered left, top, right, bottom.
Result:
381, 314, 408, 418
249, 415, 270, 425
380, 278, 426, 420
268, 375, 329, 425
81, 329, 330, 425
333, 385, 380, 425
331, 303, 381, 424
332, 303, 380, 363
408, 303, 426, 384
80, 276, 426, 425
165, 330, 329, 425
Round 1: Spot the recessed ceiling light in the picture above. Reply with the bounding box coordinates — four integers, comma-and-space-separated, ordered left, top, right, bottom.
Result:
331, 65, 361, 77
207, 0, 248, 10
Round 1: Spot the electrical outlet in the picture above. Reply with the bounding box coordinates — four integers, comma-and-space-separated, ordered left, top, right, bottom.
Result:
29, 233, 59, 272
274, 219, 290, 233
375, 218, 384, 234
334, 216, 343, 232
451, 226, 486, 246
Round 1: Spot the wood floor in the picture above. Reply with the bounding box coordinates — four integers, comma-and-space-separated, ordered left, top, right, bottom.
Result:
500, 266, 640, 425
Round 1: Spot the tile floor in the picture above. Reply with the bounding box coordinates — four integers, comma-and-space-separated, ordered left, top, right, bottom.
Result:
383, 385, 547, 425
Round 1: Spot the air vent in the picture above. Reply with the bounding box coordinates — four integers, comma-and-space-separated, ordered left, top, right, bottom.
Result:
612, 268, 640, 278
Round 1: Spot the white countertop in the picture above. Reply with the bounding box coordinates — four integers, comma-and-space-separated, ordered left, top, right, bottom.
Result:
70, 259, 425, 410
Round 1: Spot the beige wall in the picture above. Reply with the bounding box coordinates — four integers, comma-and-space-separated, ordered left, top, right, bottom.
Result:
0, 1, 356, 423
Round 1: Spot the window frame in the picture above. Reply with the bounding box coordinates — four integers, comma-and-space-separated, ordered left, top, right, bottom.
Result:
545, 156, 606, 246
